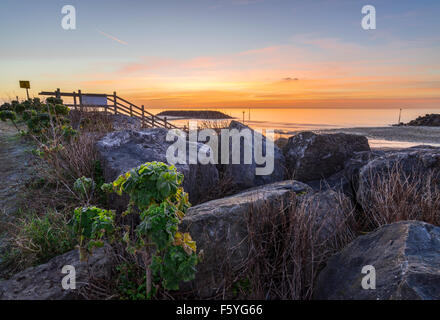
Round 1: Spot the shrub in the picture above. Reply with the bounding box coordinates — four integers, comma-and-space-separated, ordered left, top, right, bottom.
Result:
103, 161, 198, 297
0, 210, 76, 274
71, 206, 115, 261
241, 192, 355, 300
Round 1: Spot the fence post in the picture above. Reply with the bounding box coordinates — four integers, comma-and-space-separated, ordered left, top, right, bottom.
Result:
130, 104, 133, 117
78, 90, 83, 113
164, 117, 167, 129
113, 91, 118, 115
73, 92, 77, 110
141, 105, 145, 127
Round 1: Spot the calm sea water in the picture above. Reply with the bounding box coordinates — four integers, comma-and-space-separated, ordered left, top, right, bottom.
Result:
152, 107, 439, 131
150, 107, 440, 148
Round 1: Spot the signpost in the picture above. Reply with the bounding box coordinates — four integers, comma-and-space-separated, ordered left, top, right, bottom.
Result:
19, 81, 30, 100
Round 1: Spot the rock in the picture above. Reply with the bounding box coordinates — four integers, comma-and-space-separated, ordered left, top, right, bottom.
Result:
283, 132, 370, 182
180, 180, 312, 298
314, 221, 440, 300
300, 189, 353, 243
96, 128, 219, 207
304, 150, 383, 199
219, 121, 286, 191
356, 147, 440, 210
0, 247, 110, 300
406, 113, 440, 127
110, 114, 142, 131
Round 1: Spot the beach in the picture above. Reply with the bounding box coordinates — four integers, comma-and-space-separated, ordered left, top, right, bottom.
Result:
315, 126, 440, 149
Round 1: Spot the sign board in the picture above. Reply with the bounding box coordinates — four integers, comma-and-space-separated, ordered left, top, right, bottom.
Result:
19, 81, 30, 89
81, 94, 107, 106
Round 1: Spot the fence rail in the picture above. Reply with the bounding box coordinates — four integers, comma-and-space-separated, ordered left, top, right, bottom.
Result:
39, 88, 179, 129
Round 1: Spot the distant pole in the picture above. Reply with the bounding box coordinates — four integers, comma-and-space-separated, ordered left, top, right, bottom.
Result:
398, 108, 402, 124
248, 107, 250, 121
243, 111, 245, 123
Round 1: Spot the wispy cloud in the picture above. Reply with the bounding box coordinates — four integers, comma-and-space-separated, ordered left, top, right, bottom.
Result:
209, 0, 263, 9
96, 30, 128, 45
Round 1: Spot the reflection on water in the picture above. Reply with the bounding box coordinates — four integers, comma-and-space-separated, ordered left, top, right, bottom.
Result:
156, 107, 439, 129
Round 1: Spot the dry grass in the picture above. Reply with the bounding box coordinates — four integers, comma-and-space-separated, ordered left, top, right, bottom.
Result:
181, 120, 230, 134
358, 162, 440, 230
233, 192, 356, 300
26, 110, 114, 212
0, 210, 76, 275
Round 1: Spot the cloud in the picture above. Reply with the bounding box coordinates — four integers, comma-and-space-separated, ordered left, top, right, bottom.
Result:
96, 30, 128, 45
209, 0, 263, 9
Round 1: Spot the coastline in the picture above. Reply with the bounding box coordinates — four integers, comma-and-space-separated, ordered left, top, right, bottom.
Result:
314, 126, 440, 149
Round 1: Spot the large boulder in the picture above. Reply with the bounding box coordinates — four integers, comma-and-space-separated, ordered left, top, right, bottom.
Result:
310, 150, 384, 198
300, 189, 353, 243
283, 132, 370, 182
314, 221, 440, 300
180, 181, 352, 298
180, 180, 312, 298
356, 146, 440, 210
0, 247, 110, 300
219, 121, 286, 191
96, 128, 219, 206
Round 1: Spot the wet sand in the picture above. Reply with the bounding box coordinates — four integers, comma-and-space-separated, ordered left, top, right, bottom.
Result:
315, 126, 440, 149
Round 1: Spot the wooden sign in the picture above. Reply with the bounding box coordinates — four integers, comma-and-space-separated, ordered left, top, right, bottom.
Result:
19, 81, 30, 89
82, 94, 107, 106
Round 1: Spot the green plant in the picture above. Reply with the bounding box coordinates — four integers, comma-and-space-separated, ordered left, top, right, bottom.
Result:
0, 110, 20, 131
73, 176, 96, 204
115, 263, 149, 300
71, 206, 115, 261
0, 210, 76, 273
104, 161, 198, 297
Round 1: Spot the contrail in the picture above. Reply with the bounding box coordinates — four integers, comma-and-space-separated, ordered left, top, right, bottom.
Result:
96, 29, 128, 45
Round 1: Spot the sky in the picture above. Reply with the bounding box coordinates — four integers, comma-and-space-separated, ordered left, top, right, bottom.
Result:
0, 0, 439, 108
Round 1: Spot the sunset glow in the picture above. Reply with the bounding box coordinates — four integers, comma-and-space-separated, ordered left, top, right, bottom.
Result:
1, 0, 439, 109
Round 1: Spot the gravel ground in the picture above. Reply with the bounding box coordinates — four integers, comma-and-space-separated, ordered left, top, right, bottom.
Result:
0, 122, 35, 217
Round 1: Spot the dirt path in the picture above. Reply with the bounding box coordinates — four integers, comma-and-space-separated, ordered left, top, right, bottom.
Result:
0, 122, 34, 218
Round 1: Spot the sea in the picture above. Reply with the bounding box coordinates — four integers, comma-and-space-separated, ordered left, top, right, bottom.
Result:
150, 107, 440, 149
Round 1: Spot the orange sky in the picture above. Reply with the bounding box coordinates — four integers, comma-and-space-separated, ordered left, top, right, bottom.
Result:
1, 2, 440, 109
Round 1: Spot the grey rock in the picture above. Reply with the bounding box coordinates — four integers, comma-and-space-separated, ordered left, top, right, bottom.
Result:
180, 180, 312, 298
0, 247, 110, 300
219, 121, 286, 191
314, 221, 440, 300
96, 128, 219, 207
300, 189, 353, 243
283, 132, 370, 182
356, 147, 440, 210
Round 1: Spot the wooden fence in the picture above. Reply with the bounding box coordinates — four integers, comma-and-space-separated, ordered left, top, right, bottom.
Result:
39, 88, 178, 129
